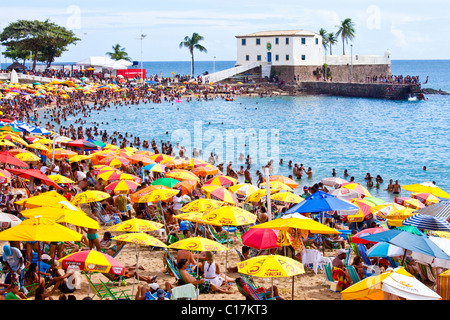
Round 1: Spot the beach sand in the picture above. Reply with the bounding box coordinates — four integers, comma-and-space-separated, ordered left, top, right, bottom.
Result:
0, 225, 342, 301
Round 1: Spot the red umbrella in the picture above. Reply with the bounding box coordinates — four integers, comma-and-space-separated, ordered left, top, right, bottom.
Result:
0, 151, 28, 167
351, 227, 388, 244
242, 228, 293, 250
66, 139, 99, 149
6, 168, 62, 189
57, 250, 125, 275
0, 119, 13, 123
210, 187, 238, 205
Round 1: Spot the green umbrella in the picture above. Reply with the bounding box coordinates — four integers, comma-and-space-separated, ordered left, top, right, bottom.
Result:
364, 196, 386, 206
32, 82, 42, 86
151, 177, 180, 188
394, 225, 425, 236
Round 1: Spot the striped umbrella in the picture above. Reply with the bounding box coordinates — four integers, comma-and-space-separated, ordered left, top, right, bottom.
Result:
104, 179, 140, 195
210, 187, 239, 206
367, 242, 405, 257
415, 200, 450, 219
412, 193, 440, 206
142, 163, 167, 173
205, 175, 237, 187
402, 214, 450, 232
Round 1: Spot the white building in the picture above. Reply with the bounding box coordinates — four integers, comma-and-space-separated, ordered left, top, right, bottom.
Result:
235, 30, 323, 67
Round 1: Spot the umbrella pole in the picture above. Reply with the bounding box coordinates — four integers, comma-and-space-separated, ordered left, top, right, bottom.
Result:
291, 276, 294, 300
132, 244, 138, 296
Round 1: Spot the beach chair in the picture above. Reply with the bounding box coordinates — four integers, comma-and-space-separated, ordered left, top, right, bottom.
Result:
418, 262, 436, 283
346, 265, 361, 284
356, 244, 372, 266
170, 283, 198, 300
84, 273, 110, 300
92, 202, 115, 226
322, 263, 342, 292
436, 273, 450, 300
207, 225, 233, 245
235, 276, 277, 300
99, 279, 131, 300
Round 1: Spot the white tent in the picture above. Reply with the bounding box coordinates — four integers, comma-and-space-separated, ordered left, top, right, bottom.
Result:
382, 272, 442, 300
105, 59, 133, 69
76, 56, 116, 67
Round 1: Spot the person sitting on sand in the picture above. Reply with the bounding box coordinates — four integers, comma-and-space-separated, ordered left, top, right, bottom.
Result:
351, 256, 367, 279
332, 249, 352, 290
199, 252, 235, 288
177, 259, 234, 294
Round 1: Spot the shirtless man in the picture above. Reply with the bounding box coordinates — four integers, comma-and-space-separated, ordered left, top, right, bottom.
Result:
392, 180, 401, 195
60, 160, 72, 178
385, 179, 394, 192
244, 166, 252, 184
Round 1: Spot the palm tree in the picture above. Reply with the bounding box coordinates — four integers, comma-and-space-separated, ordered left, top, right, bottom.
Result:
327, 32, 338, 55
179, 33, 207, 76
106, 44, 131, 61
319, 28, 329, 56
336, 18, 355, 55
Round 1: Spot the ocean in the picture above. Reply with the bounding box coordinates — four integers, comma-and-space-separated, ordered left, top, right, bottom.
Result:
32, 60, 450, 202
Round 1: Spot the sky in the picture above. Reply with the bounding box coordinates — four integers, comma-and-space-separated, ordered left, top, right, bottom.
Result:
0, 0, 448, 63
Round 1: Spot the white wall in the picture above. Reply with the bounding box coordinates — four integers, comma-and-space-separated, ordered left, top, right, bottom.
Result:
236, 34, 323, 67
324, 53, 391, 66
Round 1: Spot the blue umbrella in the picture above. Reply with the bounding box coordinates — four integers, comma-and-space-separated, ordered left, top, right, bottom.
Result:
285, 190, 359, 214
360, 229, 450, 260
402, 214, 450, 232
367, 242, 405, 257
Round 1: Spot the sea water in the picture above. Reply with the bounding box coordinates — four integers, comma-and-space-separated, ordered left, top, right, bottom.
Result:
42, 60, 450, 202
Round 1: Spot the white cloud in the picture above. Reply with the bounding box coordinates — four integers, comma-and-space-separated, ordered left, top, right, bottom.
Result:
390, 25, 408, 48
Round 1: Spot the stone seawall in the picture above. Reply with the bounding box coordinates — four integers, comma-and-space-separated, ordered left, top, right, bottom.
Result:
298, 81, 422, 100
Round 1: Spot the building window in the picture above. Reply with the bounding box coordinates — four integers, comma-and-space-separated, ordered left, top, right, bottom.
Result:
246, 55, 249, 61
275, 37, 279, 45
241, 39, 246, 46
275, 55, 279, 61
257, 55, 261, 61
286, 54, 289, 61
256, 38, 261, 45
301, 38, 306, 45
315, 38, 319, 45
301, 55, 306, 61
285, 37, 289, 45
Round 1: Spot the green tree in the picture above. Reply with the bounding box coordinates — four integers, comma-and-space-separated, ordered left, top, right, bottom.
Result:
327, 32, 338, 55
336, 18, 356, 55
179, 32, 207, 76
0, 19, 79, 70
319, 28, 329, 55
2, 46, 31, 65
106, 44, 132, 61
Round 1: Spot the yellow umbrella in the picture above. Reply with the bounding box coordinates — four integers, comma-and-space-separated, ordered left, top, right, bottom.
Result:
245, 188, 277, 203
27, 143, 50, 151
15, 152, 41, 162
229, 183, 258, 199
251, 215, 340, 234
168, 236, 229, 252
48, 174, 75, 184
402, 182, 450, 198
0, 216, 82, 242
137, 188, 179, 203
35, 138, 53, 145
370, 203, 406, 219
69, 154, 90, 163
180, 198, 225, 213
0, 139, 16, 147
202, 206, 257, 226
0, 134, 29, 147
201, 184, 222, 195
260, 181, 293, 192
237, 254, 305, 278
21, 206, 100, 229
266, 175, 299, 189
71, 190, 111, 205
271, 192, 304, 204
341, 183, 372, 197
174, 211, 223, 226
14, 191, 68, 209
166, 169, 199, 182
107, 218, 163, 232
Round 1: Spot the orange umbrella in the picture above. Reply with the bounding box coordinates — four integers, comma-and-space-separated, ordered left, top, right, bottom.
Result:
205, 175, 237, 187
190, 164, 221, 177
174, 180, 197, 195
128, 153, 155, 165
266, 175, 299, 189
130, 185, 169, 203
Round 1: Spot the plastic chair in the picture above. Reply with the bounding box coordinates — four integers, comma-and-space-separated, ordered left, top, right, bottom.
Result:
346, 265, 361, 284
171, 283, 198, 300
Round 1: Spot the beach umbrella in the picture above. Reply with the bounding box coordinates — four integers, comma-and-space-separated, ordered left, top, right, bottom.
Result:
7, 148, 31, 155
66, 139, 99, 149
203, 206, 257, 226
142, 163, 166, 173
436, 269, 450, 300
0, 139, 17, 147
98, 170, 141, 183
112, 232, 167, 295
331, 187, 361, 200
395, 197, 425, 210
6, 168, 62, 189
174, 180, 197, 195
265, 175, 299, 189
163, 158, 191, 169
168, 236, 229, 252
242, 228, 293, 250
71, 190, 111, 205
366, 242, 405, 258
21, 206, 100, 229
101, 156, 131, 168
411, 193, 440, 206
402, 181, 450, 198
128, 153, 155, 165
15, 152, 40, 162
173, 211, 222, 226
345, 198, 376, 223
129, 185, 169, 203
190, 164, 220, 177
150, 153, 173, 163
47, 174, 75, 184
165, 169, 199, 182
370, 203, 406, 219
415, 200, 450, 219
35, 138, 53, 145
0, 169, 11, 183
244, 188, 271, 203
286, 190, 359, 215
14, 191, 68, 208
260, 181, 293, 192
228, 183, 258, 199
0, 212, 22, 229
107, 218, 163, 232
341, 183, 372, 197
201, 184, 222, 195
321, 177, 348, 188
0, 151, 28, 167
0, 134, 28, 147
210, 187, 239, 206
68, 155, 91, 163
151, 177, 180, 188
271, 192, 304, 204
360, 229, 450, 261
47, 148, 78, 160
341, 267, 441, 300
351, 227, 389, 244
402, 214, 450, 232
104, 179, 140, 195
205, 175, 237, 187
136, 188, 179, 203
179, 198, 225, 213
363, 196, 386, 207
27, 143, 50, 151
237, 254, 305, 300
